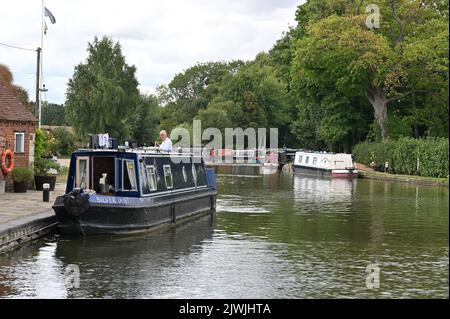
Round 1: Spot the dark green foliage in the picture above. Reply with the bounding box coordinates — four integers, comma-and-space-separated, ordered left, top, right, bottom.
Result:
51, 128, 77, 156
11, 167, 34, 183
65, 36, 139, 141
129, 94, 160, 146
42, 102, 66, 126
59, 0, 448, 156
34, 129, 52, 159
353, 138, 449, 177
34, 158, 61, 176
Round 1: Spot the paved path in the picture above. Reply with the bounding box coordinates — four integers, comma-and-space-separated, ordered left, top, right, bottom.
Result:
57, 158, 70, 168
0, 183, 65, 225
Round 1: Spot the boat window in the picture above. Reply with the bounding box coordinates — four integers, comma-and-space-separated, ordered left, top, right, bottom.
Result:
305, 156, 310, 164
93, 157, 115, 194
123, 160, 137, 191
196, 165, 206, 186
76, 157, 89, 189
163, 164, 173, 189
298, 155, 303, 163
146, 165, 157, 191
312, 157, 317, 165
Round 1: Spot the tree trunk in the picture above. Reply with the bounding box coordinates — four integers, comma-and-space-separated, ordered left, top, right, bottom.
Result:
366, 88, 388, 141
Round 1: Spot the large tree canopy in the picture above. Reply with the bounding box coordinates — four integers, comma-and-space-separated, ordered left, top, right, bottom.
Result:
291, 0, 449, 141
59, 0, 448, 152
129, 94, 160, 146
65, 36, 139, 140
0, 64, 32, 111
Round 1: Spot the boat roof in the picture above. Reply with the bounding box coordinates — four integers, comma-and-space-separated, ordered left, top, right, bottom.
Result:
74, 147, 204, 156
295, 149, 354, 156
295, 149, 335, 155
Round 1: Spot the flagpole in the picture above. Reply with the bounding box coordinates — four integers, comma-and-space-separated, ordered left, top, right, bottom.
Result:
39, 0, 44, 129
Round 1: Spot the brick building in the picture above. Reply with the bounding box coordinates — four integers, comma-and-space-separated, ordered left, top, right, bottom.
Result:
0, 79, 37, 190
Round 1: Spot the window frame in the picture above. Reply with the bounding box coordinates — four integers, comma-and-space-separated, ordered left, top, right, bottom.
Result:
14, 132, 25, 153
305, 156, 310, 164
163, 164, 173, 190
122, 159, 138, 192
75, 156, 90, 189
146, 165, 158, 191
312, 157, 318, 165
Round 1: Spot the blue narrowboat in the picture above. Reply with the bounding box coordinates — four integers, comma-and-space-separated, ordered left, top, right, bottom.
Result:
52, 147, 217, 235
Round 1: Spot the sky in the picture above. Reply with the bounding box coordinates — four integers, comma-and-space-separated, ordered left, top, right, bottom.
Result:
0, 0, 302, 104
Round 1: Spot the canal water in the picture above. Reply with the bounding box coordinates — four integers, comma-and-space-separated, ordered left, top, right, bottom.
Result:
0, 168, 448, 298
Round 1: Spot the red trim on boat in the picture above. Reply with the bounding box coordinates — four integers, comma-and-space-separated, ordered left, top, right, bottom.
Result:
331, 172, 358, 178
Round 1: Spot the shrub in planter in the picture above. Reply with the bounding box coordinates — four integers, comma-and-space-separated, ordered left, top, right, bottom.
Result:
11, 167, 34, 193
34, 158, 61, 191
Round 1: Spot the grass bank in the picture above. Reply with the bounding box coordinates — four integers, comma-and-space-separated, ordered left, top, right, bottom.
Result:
357, 166, 449, 186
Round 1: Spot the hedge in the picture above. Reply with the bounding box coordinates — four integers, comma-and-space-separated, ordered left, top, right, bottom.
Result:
353, 137, 449, 178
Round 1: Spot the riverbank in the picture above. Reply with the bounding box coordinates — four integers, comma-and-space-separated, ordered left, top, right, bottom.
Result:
356, 163, 449, 187
0, 182, 65, 254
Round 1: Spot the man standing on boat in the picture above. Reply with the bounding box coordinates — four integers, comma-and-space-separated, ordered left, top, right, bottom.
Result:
155, 130, 173, 152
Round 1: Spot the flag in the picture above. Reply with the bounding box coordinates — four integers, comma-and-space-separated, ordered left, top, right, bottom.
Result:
44, 7, 56, 24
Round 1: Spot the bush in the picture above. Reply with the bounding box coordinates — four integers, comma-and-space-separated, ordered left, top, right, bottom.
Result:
353, 137, 449, 178
51, 128, 77, 156
34, 158, 61, 176
35, 128, 49, 160
11, 167, 34, 183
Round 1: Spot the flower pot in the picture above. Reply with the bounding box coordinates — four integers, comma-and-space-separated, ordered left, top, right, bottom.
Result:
0, 180, 5, 194
35, 175, 57, 191
13, 181, 28, 193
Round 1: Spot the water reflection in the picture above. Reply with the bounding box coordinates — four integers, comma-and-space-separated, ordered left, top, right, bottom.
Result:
292, 175, 357, 214
0, 172, 448, 298
0, 241, 68, 298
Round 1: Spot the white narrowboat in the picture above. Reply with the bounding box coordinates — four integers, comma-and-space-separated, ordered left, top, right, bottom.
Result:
293, 150, 358, 178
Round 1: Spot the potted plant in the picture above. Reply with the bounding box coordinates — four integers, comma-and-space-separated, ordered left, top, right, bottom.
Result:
34, 158, 61, 191
11, 167, 33, 193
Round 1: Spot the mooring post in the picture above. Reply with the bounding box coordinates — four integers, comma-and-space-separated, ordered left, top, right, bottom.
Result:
43, 183, 50, 202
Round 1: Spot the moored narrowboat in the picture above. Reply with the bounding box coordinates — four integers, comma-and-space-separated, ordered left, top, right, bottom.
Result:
293, 150, 358, 178
52, 146, 217, 235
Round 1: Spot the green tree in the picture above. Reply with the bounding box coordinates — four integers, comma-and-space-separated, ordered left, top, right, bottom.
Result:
51, 127, 77, 156
129, 94, 161, 146
65, 36, 139, 140
197, 100, 233, 134
219, 63, 289, 130
41, 102, 65, 126
157, 61, 243, 130
291, 0, 449, 141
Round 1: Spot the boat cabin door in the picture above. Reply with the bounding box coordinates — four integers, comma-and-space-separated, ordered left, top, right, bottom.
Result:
75, 156, 90, 190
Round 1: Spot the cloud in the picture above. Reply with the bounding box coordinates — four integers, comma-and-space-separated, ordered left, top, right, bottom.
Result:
0, 0, 302, 104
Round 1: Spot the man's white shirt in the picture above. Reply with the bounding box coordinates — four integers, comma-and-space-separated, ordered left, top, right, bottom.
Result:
160, 138, 173, 152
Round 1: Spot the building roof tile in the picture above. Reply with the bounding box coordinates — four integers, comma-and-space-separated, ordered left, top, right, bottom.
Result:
0, 79, 37, 122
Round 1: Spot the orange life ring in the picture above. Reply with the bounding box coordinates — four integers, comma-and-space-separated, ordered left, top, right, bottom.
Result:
1, 149, 14, 174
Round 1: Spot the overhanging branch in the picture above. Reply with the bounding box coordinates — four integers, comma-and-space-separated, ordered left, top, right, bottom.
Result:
386, 89, 426, 102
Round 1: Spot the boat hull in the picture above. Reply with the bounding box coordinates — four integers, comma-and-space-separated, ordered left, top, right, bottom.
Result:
53, 189, 217, 235
294, 165, 357, 178
331, 169, 359, 178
